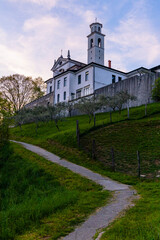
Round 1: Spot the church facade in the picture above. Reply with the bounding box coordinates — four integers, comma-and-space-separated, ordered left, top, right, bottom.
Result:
26, 21, 160, 109
45, 22, 130, 104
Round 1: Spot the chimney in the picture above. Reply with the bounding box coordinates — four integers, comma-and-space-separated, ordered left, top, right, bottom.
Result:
108, 60, 111, 68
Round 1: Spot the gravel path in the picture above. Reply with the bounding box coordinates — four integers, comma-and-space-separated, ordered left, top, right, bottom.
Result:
11, 140, 137, 240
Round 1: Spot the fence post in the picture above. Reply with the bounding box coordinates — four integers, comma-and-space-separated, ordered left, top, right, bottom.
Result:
111, 147, 115, 172
92, 139, 96, 159
137, 150, 141, 178
145, 103, 147, 116
94, 113, 96, 127
76, 120, 80, 147
127, 105, 130, 119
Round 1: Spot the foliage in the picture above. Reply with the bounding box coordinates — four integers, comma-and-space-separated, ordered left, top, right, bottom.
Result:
65, 101, 75, 117
152, 77, 160, 102
0, 74, 45, 113
9, 102, 160, 240
0, 93, 11, 122
75, 96, 101, 123
99, 90, 136, 114
0, 143, 109, 240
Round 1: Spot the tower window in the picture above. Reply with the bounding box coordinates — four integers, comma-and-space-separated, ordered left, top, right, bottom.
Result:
98, 26, 101, 32
78, 75, 81, 84
91, 27, 93, 32
57, 94, 60, 103
94, 26, 96, 31
50, 86, 52, 93
90, 39, 93, 48
98, 38, 101, 47
64, 91, 66, 100
112, 75, 116, 83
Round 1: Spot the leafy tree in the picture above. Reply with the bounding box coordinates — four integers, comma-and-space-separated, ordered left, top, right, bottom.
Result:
152, 77, 160, 102
0, 74, 45, 113
0, 93, 11, 122
48, 103, 66, 130
65, 101, 74, 117
99, 91, 136, 114
76, 96, 101, 123
116, 91, 136, 114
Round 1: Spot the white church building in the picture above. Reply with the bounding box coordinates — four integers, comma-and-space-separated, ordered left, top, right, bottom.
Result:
42, 21, 160, 106
45, 21, 129, 104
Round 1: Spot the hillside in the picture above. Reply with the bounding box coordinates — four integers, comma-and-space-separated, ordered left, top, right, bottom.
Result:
9, 102, 160, 239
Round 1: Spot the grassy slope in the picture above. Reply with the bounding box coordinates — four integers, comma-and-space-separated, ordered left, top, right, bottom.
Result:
10, 102, 160, 240
0, 143, 109, 240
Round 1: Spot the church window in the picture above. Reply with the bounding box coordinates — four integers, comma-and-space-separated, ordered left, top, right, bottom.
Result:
71, 93, 75, 100
57, 80, 60, 89
90, 39, 93, 48
85, 71, 89, 81
64, 91, 66, 100
98, 38, 101, 47
91, 27, 93, 32
76, 89, 81, 98
50, 86, 52, 93
57, 94, 60, 103
94, 26, 96, 31
118, 76, 122, 82
112, 75, 116, 83
84, 86, 90, 96
64, 77, 67, 87
78, 75, 81, 84
98, 26, 101, 32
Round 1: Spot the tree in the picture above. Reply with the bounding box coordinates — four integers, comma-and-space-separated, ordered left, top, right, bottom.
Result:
76, 96, 101, 123
116, 91, 136, 114
152, 77, 160, 102
48, 103, 66, 130
0, 74, 45, 113
65, 101, 74, 117
0, 93, 11, 122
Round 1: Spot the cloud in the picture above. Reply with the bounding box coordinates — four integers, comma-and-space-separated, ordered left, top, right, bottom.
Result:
8, 0, 58, 9
106, 0, 160, 70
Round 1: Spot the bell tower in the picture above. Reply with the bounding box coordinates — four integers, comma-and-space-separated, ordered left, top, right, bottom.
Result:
87, 22, 105, 65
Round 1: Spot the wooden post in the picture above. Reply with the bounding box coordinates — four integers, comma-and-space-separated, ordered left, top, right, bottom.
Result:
76, 120, 80, 147
137, 150, 140, 178
94, 113, 96, 127
110, 111, 112, 123
145, 104, 147, 116
92, 139, 96, 159
127, 105, 130, 119
111, 147, 115, 172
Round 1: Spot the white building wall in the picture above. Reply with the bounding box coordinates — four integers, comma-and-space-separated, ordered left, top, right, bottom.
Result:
54, 73, 71, 104
70, 66, 94, 99
94, 67, 126, 90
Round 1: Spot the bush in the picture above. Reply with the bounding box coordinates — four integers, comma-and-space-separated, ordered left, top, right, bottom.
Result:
152, 77, 160, 102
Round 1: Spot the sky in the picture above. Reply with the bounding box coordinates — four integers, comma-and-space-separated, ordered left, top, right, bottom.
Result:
0, 0, 160, 80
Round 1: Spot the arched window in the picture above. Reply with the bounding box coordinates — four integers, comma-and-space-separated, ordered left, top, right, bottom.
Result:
90, 39, 93, 48
98, 38, 101, 47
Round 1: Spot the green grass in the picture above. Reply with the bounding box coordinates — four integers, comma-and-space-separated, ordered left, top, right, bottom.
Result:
9, 102, 160, 240
101, 181, 160, 240
0, 143, 109, 240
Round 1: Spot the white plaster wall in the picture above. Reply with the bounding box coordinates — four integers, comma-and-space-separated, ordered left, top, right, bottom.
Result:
54, 73, 71, 104
95, 67, 126, 90
70, 66, 94, 98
